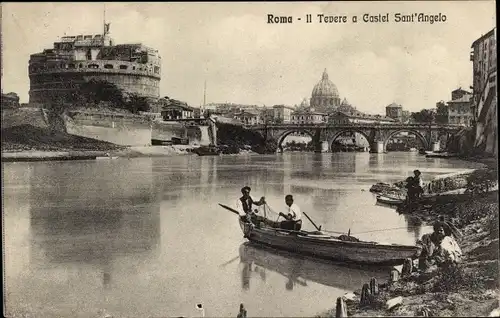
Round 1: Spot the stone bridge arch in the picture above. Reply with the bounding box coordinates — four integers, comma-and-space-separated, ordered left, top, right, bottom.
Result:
327, 129, 372, 152
276, 129, 316, 149
383, 129, 429, 151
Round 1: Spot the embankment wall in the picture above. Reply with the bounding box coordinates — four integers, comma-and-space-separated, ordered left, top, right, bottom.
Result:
65, 111, 153, 146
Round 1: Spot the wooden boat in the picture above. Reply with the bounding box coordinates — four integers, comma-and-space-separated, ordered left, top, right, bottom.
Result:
376, 195, 405, 206
236, 215, 421, 266
425, 152, 458, 158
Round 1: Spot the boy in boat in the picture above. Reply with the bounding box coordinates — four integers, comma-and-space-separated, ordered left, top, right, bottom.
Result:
279, 194, 302, 231
236, 186, 266, 224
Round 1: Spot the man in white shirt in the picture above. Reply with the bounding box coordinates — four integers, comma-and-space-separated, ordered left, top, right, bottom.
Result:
236, 186, 266, 223
279, 194, 302, 231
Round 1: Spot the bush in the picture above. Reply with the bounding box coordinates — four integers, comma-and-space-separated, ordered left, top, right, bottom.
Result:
432, 265, 484, 292
465, 168, 498, 196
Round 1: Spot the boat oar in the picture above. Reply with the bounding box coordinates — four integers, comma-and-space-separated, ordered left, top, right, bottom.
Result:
303, 212, 322, 231
219, 203, 240, 216
219, 255, 240, 268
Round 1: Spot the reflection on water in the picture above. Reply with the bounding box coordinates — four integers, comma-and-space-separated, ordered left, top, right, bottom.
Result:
239, 243, 388, 292
2, 152, 483, 317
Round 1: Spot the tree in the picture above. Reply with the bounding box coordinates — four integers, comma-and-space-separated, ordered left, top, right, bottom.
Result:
126, 93, 150, 113
435, 101, 449, 125
79, 79, 125, 108
411, 109, 436, 125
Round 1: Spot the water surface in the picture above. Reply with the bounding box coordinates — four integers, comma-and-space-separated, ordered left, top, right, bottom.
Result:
2, 152, 483, 317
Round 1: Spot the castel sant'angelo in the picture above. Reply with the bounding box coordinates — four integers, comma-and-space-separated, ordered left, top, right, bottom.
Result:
28, 22, 161, 107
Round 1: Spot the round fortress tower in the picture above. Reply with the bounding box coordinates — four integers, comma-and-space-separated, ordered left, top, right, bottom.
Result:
28, 32, 161, 107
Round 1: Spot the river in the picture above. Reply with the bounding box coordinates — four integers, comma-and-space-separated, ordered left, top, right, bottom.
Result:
2, 152, 484, 317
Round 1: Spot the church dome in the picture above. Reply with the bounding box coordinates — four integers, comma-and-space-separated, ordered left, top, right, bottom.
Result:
310, 69, 341, 110
312, 69, 339, 99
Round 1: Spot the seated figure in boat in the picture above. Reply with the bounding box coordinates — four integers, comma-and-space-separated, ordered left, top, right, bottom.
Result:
417, 220, 462, 272
236, 186, 266, 224
278, 195, 302, 231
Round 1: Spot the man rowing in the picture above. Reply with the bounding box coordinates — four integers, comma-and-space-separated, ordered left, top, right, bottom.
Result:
279, 194, 302, 231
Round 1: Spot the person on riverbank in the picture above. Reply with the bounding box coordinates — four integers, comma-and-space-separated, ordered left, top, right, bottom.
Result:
236, 186, 266, 223
413, 170, 425, 198
417, 220, 462, 271
405, 176, 418, 212
279, 194, 302, 231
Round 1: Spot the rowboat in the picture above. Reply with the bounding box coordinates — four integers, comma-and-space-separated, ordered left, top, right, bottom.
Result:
192, 145, 220, 156
425, 152, 458, 158
376, 195, 405, 206
236, 215, 421, 266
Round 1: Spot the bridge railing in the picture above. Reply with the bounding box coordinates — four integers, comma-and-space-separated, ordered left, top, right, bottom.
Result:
244, 123, 463, 129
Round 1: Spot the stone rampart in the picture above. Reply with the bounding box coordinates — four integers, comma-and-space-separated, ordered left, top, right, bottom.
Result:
65, 111, 152, 146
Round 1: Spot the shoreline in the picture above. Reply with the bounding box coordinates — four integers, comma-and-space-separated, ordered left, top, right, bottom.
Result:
317, 187, 499, 317
1, 145, 257, 162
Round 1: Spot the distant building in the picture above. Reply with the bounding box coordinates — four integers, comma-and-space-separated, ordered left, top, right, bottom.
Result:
234, 110, 260, 125
259, 107, 275, 124
291, 109, 327, 124
1, 92, 20, 108
446, 89, 473, 126
385, 102, 404, 122
160, 98, 194, 120
328, 110, 396, 125
273, 105, 295, 123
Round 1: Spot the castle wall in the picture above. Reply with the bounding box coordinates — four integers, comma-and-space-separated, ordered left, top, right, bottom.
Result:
29, 60, 160, 107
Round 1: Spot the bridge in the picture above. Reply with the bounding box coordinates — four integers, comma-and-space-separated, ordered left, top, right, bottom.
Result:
246, 123, 464, 152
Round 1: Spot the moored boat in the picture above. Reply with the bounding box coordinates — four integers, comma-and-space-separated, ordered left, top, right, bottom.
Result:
192, 145, 220, 156
376, 195, 405, 206
425, 152, 458, 158
236, 216, 421, 266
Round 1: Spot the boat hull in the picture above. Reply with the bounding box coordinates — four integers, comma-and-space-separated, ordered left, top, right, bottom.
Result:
239, 219, 421, 266
377, 195, 405, 205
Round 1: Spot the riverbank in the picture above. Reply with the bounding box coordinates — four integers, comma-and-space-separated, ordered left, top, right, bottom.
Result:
318, 188, 499, 317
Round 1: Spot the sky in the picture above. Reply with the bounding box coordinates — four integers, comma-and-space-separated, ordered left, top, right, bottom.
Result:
1, 1, 496, 114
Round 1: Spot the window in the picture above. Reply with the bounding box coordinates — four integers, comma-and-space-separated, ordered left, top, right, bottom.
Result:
88, 64, 99, 69
120, 65, 128, 70
104, 64, 114, 69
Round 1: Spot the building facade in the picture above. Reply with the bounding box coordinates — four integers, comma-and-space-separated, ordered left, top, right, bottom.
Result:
28, 29, 161, 108
447, 89, 473, 126
273, 105, 295, 123
234, 110, 260, 125
328, 110, 396, 125
385, 103, 404, 121
470, 27, 497, 156
290, 110, 327, 124
470, 28, 497, 122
